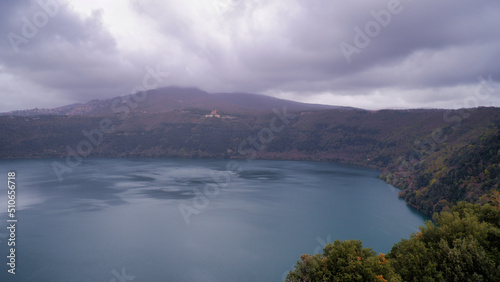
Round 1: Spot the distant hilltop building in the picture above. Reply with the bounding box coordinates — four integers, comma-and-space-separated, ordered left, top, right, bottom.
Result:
205, 110, 220, 118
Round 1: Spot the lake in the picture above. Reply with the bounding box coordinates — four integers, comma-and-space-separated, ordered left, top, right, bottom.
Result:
0, 158, 428, 281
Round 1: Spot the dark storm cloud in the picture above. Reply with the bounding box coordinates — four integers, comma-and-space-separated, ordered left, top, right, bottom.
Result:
1, 0, 499, 111
129, 0, 500, 100
0, 0, 146, 110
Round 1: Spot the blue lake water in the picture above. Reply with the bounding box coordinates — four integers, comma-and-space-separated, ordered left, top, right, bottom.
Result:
0, 158, 428, 281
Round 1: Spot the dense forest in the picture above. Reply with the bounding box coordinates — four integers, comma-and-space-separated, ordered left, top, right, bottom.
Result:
286, 198, 500, 281
385, 126, 500, 215
1, 106, 499, 218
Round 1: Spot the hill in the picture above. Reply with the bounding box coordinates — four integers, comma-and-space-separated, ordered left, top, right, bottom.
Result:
1, 87, 499, 216
211, 92, 343, 111
1, 87, 343, 116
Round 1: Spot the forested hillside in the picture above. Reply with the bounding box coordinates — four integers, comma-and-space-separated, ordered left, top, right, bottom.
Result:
1, 102, 499, 217
388, 128, 500, 215
286, 200, 500, 281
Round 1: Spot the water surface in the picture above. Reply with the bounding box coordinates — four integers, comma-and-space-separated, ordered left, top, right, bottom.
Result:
0, 158, 427, 281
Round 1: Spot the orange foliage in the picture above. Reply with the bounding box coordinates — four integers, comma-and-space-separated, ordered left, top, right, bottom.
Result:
300, 254, 312, 263
487, 190, 500, 209
416, 231, 423, 239
321, 257, 328, 271
378, 253, 388, 265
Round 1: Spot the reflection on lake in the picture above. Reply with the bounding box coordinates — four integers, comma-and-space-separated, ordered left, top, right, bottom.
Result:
0, 158, 427, 281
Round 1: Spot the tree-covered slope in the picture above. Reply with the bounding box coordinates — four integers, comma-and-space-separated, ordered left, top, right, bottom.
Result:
380, 110, 500, 215
1, 106, 499, 216
286, 200, 500, 281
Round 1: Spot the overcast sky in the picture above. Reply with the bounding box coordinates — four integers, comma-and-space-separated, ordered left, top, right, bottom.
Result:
1, 0, 499, 112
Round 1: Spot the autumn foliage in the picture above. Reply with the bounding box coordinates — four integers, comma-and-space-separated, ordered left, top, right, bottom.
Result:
287, 201, 500, 281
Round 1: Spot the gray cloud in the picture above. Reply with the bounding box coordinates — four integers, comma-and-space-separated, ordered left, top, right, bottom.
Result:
0, 0, 148, 110
1, 0, 499, 112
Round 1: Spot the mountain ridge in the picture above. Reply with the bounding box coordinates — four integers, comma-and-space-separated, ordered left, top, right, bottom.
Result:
1, 87, 351, 116
1, 89, 499, 217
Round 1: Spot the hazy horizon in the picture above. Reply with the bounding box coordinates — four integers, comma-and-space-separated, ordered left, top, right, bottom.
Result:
2, 85, 499, 114
1, 0, 499, 112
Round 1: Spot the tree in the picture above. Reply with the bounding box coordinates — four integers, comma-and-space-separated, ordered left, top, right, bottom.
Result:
287, 202, 500, 281
388, 202, 500, 281
286, 240, 401, 282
